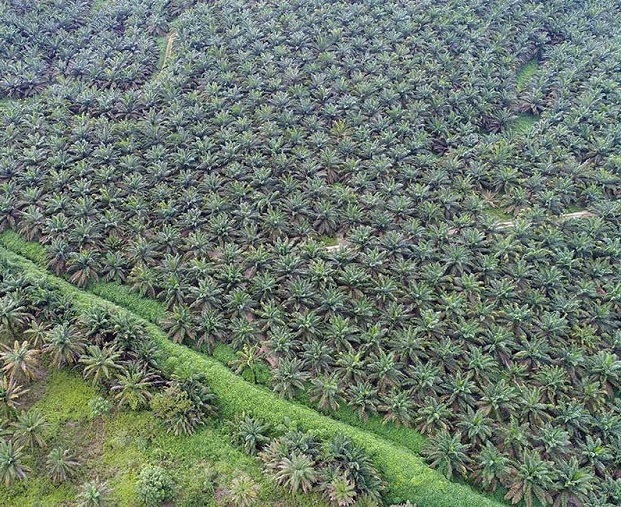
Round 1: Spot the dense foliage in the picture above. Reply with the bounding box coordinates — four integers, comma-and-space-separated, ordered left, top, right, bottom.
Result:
0, 0, 200, 98
0, 0, 620, 505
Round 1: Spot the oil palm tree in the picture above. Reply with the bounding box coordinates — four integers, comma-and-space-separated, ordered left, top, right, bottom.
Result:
0, 340, 40, 382
505, 450, 557, 507
43, 323, 85, 368
229, 344, 263, 384
552, 457, 595, 507
79, 345, 123, 386
67, 249, 100, 287
234, 414, 270, 456
111, 364, 154, 410
324, 476, 357, 507
0, 295, 31, 340
229, 475, 260, 507
12, 409, 50, 450
472, 441, 510, 492
0, 439, 30, 486
310, 374, 343, 413
76, 480, 111, 507
423, 431, 470, 480
0, 374, 28, 418
272, 358, 309, 400
46, 447, 80, 484
273, 452, 318, 494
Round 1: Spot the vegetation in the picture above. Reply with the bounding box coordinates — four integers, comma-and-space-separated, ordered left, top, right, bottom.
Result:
0, 243, 502, 506
0, 0, 620, 506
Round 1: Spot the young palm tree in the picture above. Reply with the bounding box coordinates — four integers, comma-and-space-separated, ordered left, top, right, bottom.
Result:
76, 480, 111, 507
310, 374, 343, 412
46, 447, 80, 484
23, 321, 49, 348
110, 364, 154, 410
229, 344, 262, 383
0, 295, 31, 340
12, 409, 50, 450
161, 305, 196, 344
235, 414, 270, 455
0, 375, 28, 418
0, 439, 30, 486
324, 475, 357, 506
346, 381, 379, 422
471, 441, 510, 492
43, 323, 85, 368
552, 457, 595, 507
422, 431, 470, 480
381, 390, 413, 427
505, 450, 557, 507
67, 249, 100, 287
0, 340, 40, 382
229, 475, 260, 507
79, 345, 123, 386
273, 452, 318, 494
272, 358, 309, 400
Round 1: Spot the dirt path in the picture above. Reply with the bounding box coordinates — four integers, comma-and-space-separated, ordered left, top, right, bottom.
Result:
161, 31, 176, 69
326, 210, 598, 247
495, 210, 595, 230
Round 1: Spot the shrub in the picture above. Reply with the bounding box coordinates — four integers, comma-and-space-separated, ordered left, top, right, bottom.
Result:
136, 465, 175, 506
89, 396, 112, 418
150, 383, 199, 435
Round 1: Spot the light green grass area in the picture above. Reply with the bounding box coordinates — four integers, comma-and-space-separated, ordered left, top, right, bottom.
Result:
516, 58, 539, 91
566, 205, 584, 213
89, 281, 167, 324
0, 230, 47, 267
0, 243, 506, 507
156, 36, 168, 69
0, 369, 325, 507
326, 404, 428, 454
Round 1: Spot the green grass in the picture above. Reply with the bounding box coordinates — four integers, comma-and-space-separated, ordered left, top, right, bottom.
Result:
516, 58, 539, 91
0, 370, 324, 507
508, 113, 539, 135
156, 36, 168, 69
0, 244, 507, 507
485, 207, 512, 220
89, 281, 167, 324
566, 205, 584, 213
33, 370, 96, 424
318, 235, 339, 247
326, 405, 427, 454
0, 230, 47, 267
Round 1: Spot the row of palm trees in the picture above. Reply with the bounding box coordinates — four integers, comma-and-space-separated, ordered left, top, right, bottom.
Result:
230, 414, 385, 506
